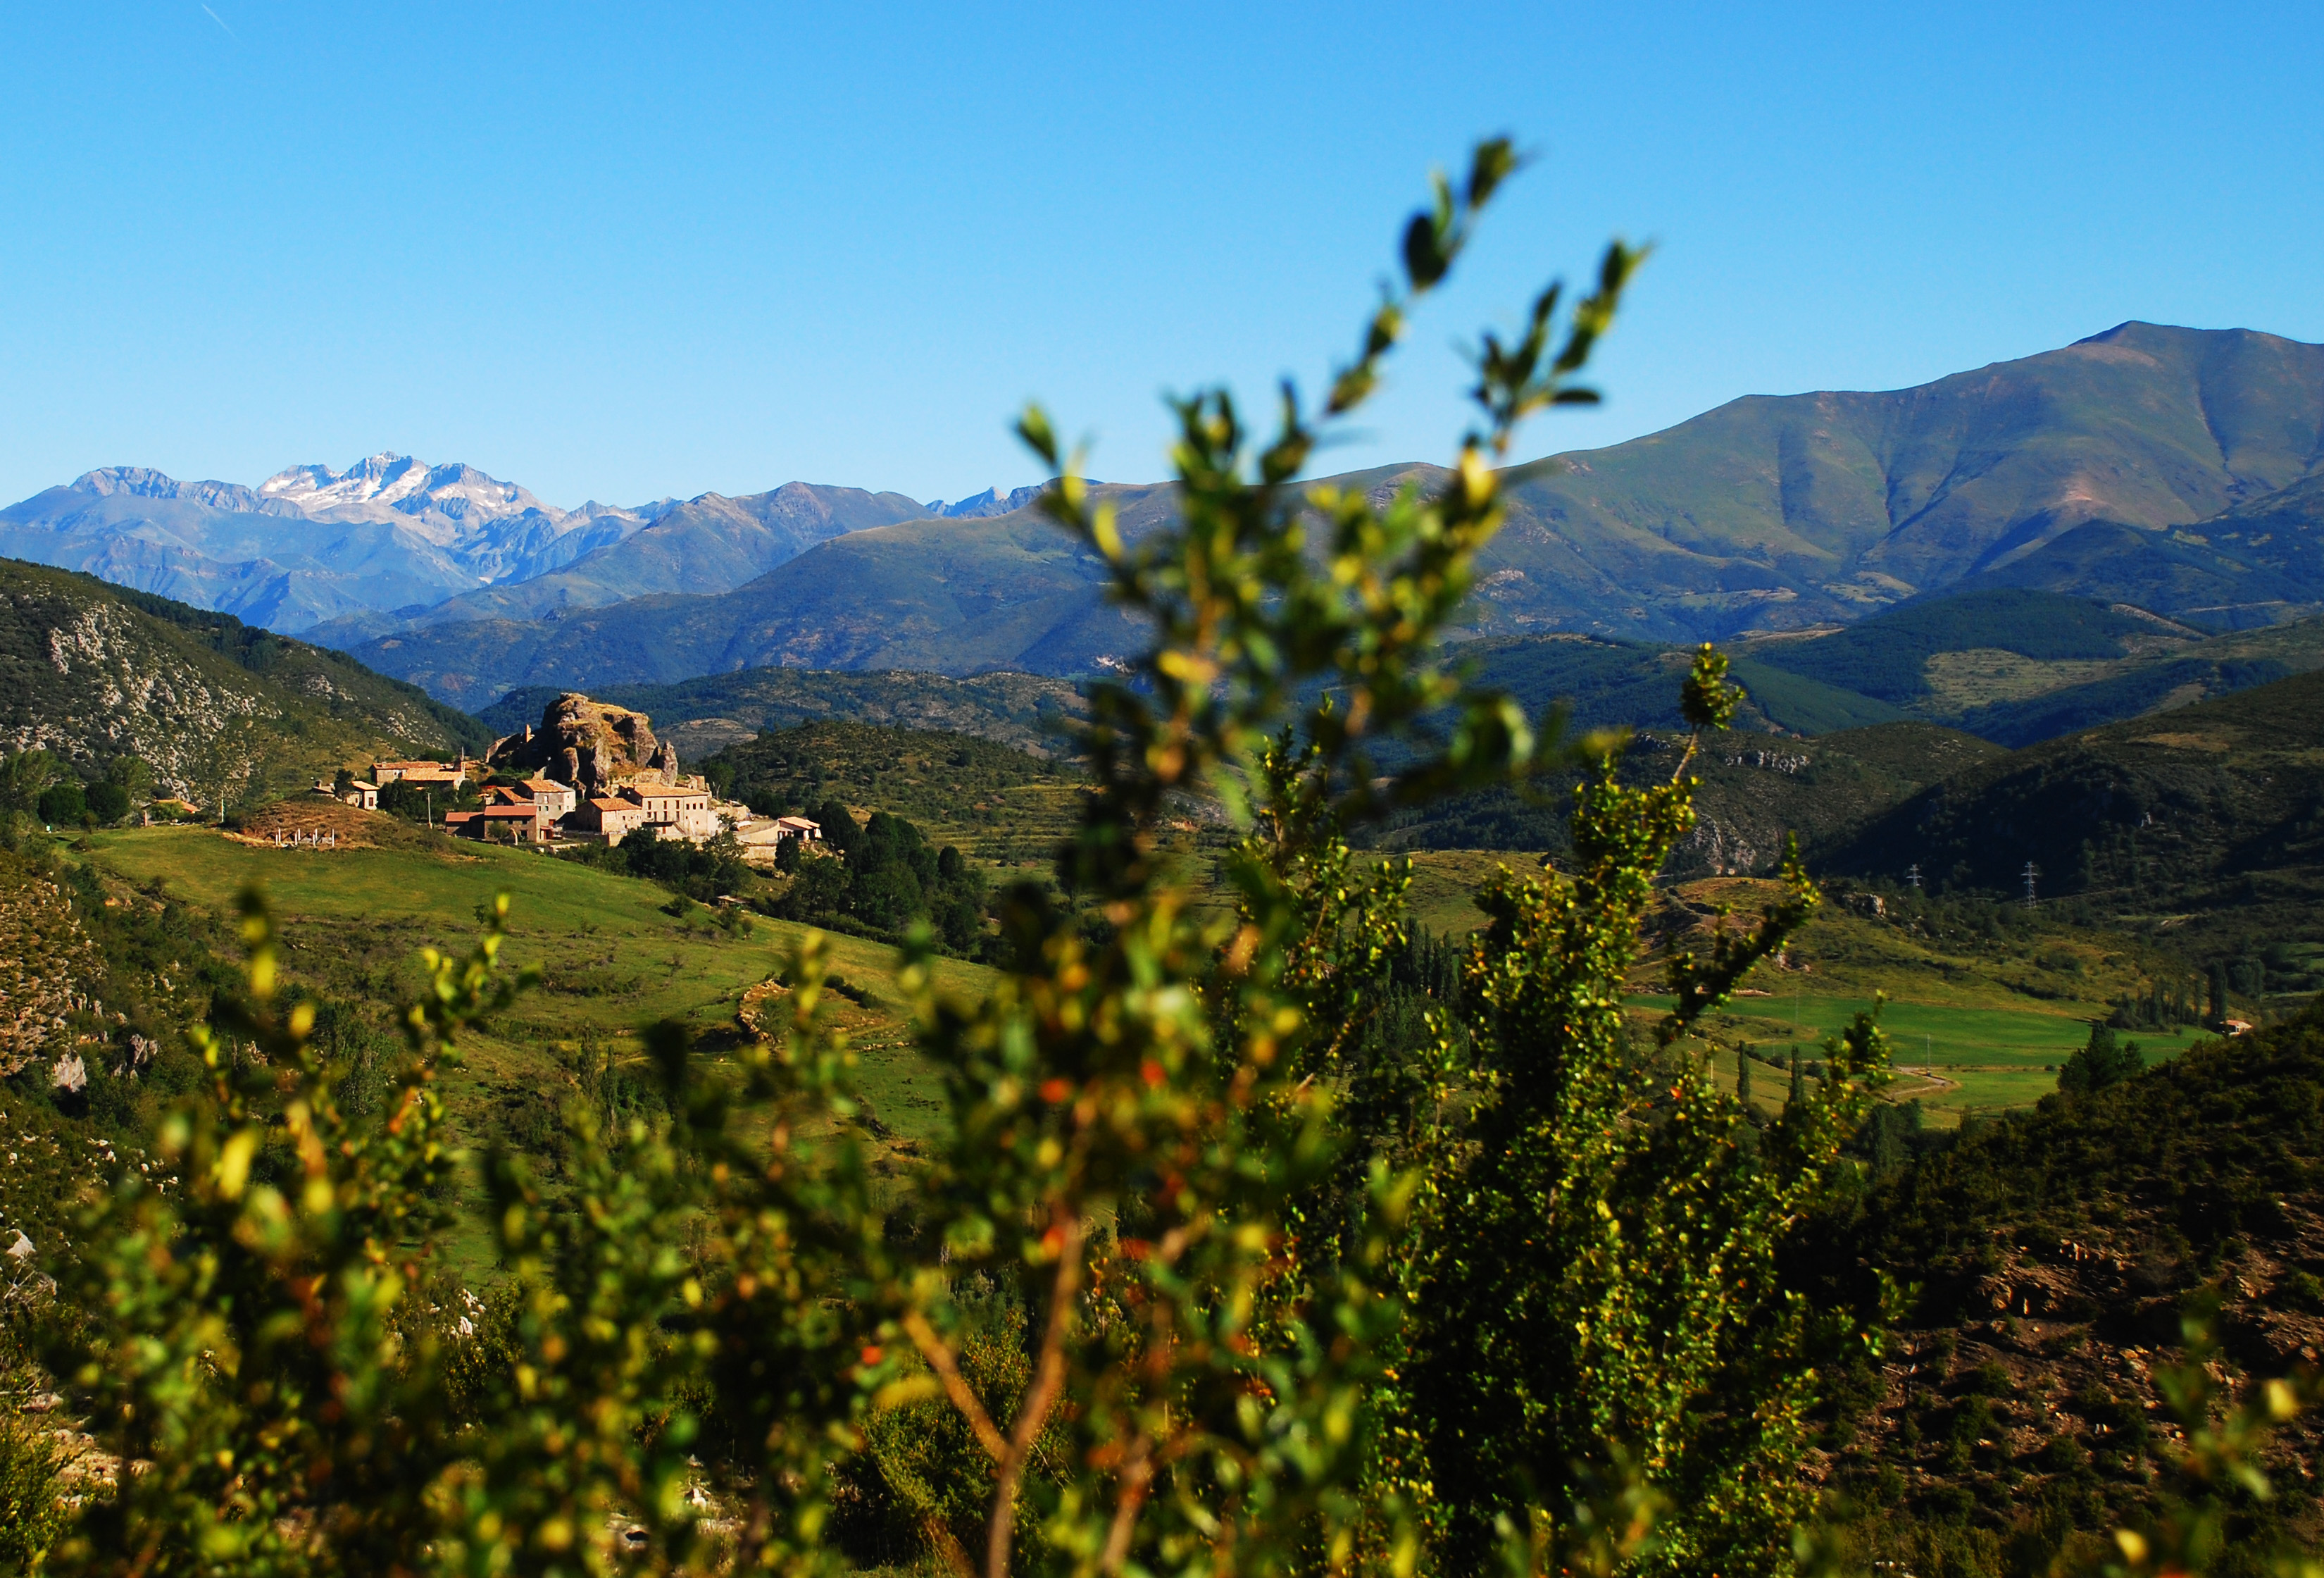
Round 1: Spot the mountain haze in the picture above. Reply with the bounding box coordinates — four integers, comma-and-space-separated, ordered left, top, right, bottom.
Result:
0, 455, 945, 640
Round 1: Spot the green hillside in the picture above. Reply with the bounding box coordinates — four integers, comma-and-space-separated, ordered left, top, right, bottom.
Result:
1941, 472, 2324, 628
0, 557, 486, 809
1821, 668, 2324, 981
1744, 590, 2199, 705
477, 668, 1085, 762
1370, 719, 2002, 878
700, 720, 1087, 872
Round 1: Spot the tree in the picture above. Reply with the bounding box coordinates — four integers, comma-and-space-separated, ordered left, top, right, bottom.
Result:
0, 749, 62, 813
2058, 1021, 2143, 1095
84, 781, 130, 824
104, 754, 154, 804
37, 781, 85, 826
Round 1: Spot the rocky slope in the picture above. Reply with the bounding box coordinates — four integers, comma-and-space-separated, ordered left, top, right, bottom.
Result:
0, 557, 486, 809
485, 692, 682, 792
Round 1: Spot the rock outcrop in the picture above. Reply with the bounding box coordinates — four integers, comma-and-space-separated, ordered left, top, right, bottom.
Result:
487, 693, 681, 793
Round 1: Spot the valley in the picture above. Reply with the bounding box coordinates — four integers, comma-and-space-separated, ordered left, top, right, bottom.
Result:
3, 320, 2323, 1578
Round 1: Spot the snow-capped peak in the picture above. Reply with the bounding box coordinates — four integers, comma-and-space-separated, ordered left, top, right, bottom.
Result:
259, 453, 561, 526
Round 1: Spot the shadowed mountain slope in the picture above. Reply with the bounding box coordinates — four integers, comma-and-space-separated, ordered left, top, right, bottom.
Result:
1818, 668, 2324, 963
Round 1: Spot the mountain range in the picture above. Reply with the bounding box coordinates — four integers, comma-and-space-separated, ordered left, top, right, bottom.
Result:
0, 454, 986, 638
314, 321, 2324, 707
9, 321, 2323, 707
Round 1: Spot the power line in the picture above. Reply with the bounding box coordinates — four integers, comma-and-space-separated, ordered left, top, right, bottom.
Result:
2021, 861, 2039, 910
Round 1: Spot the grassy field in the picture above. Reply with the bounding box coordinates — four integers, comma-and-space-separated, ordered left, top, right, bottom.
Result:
73, 825, 988, 1273
74, 821, 2206, 1203
1648, 990, 2206, 1127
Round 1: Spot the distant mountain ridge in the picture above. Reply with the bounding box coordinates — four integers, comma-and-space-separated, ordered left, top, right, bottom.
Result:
0, 454, 982, 637
329, 322, 2324, 704
18, 322, 2324, 691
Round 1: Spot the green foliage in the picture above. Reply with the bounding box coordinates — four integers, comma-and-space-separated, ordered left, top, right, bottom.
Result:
768, 803, 989, 952
36, 781, 85, 826
42, 890, 527, 1574
1390, 691, 1887, 1575
2058, 1023, 2144, 1095
0, 750, 63, 815
704, 719, 1087, 875
85, 781, 130, 824
0, 1415, 73, 1570
561, 823, 752, 903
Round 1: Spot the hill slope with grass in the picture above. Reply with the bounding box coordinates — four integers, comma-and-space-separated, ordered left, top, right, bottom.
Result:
701, 720, 1087, 874
0, 557, 487, 809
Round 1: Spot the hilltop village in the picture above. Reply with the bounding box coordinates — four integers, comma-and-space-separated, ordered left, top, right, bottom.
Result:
318, 692, 821, 859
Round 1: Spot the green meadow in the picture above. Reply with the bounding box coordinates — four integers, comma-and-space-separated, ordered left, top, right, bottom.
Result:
72, 826, 986, 1271
1654, 990, 2207, 1126
74, 826, 2209, 1160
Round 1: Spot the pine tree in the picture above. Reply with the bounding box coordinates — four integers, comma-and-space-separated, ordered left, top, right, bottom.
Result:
1737, 1044, 1753, 1107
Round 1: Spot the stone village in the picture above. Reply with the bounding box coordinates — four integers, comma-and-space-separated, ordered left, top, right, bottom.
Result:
313, 692, 822, 862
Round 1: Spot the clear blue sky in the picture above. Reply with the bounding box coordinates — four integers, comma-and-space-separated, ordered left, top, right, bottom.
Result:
2, 1, 2318, 511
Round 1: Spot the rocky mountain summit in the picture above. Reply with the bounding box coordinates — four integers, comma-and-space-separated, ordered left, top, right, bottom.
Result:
486, 692, 682, 793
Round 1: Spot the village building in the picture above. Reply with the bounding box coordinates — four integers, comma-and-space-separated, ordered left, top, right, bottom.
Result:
730, 813, 823, 861
620, 781, 720, 840
731, 813, 825, 862
372, 756, 473, 789
570, 795, 648, 845
520, 776, 577, 818
444, 802, 555, 845
315, 778, 380, 810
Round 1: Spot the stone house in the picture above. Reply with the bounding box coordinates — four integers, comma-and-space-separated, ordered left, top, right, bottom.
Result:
730, 813, 823, 863
571, 796, 647, 845
444, 802, 554, 845
621, 782, 719, 840
372, 757, 473, 789
316, 778, 380, 810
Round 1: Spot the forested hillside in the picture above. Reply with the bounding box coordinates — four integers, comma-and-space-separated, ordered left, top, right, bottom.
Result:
477, 668, 1084, 762
1824, 669, 2324, 977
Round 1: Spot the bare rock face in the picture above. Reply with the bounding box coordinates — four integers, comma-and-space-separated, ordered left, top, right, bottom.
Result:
488, 693, 667, 793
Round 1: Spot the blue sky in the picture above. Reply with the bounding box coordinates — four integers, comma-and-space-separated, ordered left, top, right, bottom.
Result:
1, 1, 2318, 510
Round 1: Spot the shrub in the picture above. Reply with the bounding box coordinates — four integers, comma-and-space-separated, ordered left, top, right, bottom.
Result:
0, 1416, 71, 1570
